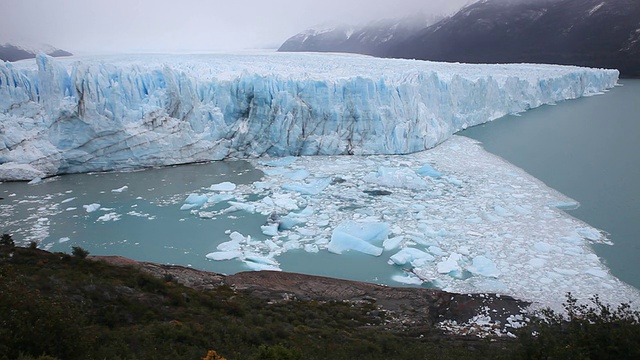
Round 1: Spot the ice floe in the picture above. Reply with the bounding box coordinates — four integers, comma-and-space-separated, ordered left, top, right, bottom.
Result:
189, 135, 639, 309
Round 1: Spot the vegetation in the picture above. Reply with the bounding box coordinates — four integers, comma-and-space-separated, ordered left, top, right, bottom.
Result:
1, 234, 638, 359
515, 293, 640, 359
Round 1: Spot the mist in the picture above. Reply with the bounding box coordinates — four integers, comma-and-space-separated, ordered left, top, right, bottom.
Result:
0, 0, 473, 54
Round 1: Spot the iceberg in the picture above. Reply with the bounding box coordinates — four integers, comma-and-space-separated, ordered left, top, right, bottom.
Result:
327, 220, 390, 256
0, 52, 618, 180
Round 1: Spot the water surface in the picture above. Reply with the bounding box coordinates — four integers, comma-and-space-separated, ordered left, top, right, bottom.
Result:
461, 79, 640, 290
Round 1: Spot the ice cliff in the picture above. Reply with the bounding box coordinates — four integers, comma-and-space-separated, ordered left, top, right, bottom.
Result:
0, 52, 619, 180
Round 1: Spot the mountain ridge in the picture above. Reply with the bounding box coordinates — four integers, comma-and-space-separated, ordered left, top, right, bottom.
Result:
278, 0, 640, 77
0, 43, 73, 62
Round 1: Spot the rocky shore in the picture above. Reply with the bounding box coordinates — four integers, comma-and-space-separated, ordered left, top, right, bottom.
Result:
93, 255, 530, 337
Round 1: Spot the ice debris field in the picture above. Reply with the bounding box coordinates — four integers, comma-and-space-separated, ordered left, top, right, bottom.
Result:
188, 136, 638, 309
1, 52, 637, 310
0, 52, 618, 180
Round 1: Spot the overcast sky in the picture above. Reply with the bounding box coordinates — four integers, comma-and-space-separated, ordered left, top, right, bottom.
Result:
1, 0, 472, 54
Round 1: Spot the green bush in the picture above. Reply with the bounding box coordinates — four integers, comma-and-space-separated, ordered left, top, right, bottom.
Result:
0, 233, 15, 248
516, 293, 640, 360
71, 246, 89, 258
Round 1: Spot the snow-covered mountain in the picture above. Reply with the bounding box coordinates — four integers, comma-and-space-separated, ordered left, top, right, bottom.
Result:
0, 43, 72, 62
278, 15, 441, 57
0, 53, 617, 180
279, 0, 640, 77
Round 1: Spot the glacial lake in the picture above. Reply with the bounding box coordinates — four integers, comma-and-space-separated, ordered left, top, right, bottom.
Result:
461, 79, 640, 290
1, 80, 638, 302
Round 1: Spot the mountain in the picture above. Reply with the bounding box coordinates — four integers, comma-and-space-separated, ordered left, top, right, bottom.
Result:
278, 14, 442, 57
279, 0, 640, 77
0, 43, 72, 62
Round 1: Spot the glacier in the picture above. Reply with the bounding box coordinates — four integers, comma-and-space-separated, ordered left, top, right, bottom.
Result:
0, 52, 619, 180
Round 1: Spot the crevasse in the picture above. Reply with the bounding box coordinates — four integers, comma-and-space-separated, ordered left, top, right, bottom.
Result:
0, 52, 619, 180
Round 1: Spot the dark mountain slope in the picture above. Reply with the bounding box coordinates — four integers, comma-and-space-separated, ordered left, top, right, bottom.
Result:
279, 0, 640, 77
278, 15, 442, 57
0, 43, 72, 62
388, 0, 640, 77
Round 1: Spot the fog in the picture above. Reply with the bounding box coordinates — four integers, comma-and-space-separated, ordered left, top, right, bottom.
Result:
0, 0, 473, 54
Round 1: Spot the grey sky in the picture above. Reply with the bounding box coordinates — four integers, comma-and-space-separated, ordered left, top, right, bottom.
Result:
0, 0, 472, 54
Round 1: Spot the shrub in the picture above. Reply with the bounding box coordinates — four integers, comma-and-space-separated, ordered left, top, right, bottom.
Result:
516, 293, 640, 360
1, 233, 15, 248
71, 246, 89, 259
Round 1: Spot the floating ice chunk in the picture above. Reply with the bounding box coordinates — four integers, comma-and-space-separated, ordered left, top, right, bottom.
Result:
554, 268, 580, 276
61, 197, 76, 204
329, 232, 384, 256
206, 251, 242, 261
83, 203, 101, 213
180, 204, 199, 211
260, 157, 297, 167
229, 231, 247, 242
428, 246, 447, 256
111, 186, 128, 193
528, 258, 547, 268
283, 178, 331, 195
279, 206, 314, 230
437, 253, 463, 274
284, 170, 310, 181
512, 205, 531, 215
363, 167, 427, 189
534, 242, 557, 253
253, 181, 273, 189
446, 177, 463, 187
392, 274, 424, 285
577, 227, 602, 241
208, 194, 235, 203
228, 201, 256, 213
261, 223, 279, 237
28, 177, 43, 185
586, 268, 608, 278
217, 239, 242, 252
494, 206, 512, 217
304, 244, 319, 253
467, 256, 500, 278
327, 221, 389, 256
244, 262, 282, 272
271, 194, 300, 211
210, 182, 237, 191
97, 212, 120, 222
548, 201, 580, 210
284, 240, 301, 250
383, 236, 405, 251
389, 248, 435, 266
265, 240, 280, 252
58, 237, 70, 243
262, 168, 289, 176
416, 164, 442, 178
244, 254, 279, 266
184, 194, 208, 206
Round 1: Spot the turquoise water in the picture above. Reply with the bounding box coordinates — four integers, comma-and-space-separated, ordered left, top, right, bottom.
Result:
461, 79, 640, 290
0, 160, 410, 284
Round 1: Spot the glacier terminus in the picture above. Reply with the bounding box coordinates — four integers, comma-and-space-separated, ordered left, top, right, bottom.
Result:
0, 52, 619, 180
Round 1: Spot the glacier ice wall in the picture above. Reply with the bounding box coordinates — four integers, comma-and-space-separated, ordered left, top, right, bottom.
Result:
0, 52, 618, 180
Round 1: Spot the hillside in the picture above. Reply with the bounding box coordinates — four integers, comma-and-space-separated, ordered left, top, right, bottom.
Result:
2, 235, 639, 359
279, 0, 640, 77
0, 43, 72, 62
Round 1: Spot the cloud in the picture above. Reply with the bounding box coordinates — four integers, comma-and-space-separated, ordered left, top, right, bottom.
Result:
0, 0, 473, 53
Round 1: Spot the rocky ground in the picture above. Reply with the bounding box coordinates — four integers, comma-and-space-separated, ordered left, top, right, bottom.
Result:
93, 255, 530, 338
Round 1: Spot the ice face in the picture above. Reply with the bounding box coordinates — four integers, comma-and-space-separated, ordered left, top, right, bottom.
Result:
0, 52, 618, 180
